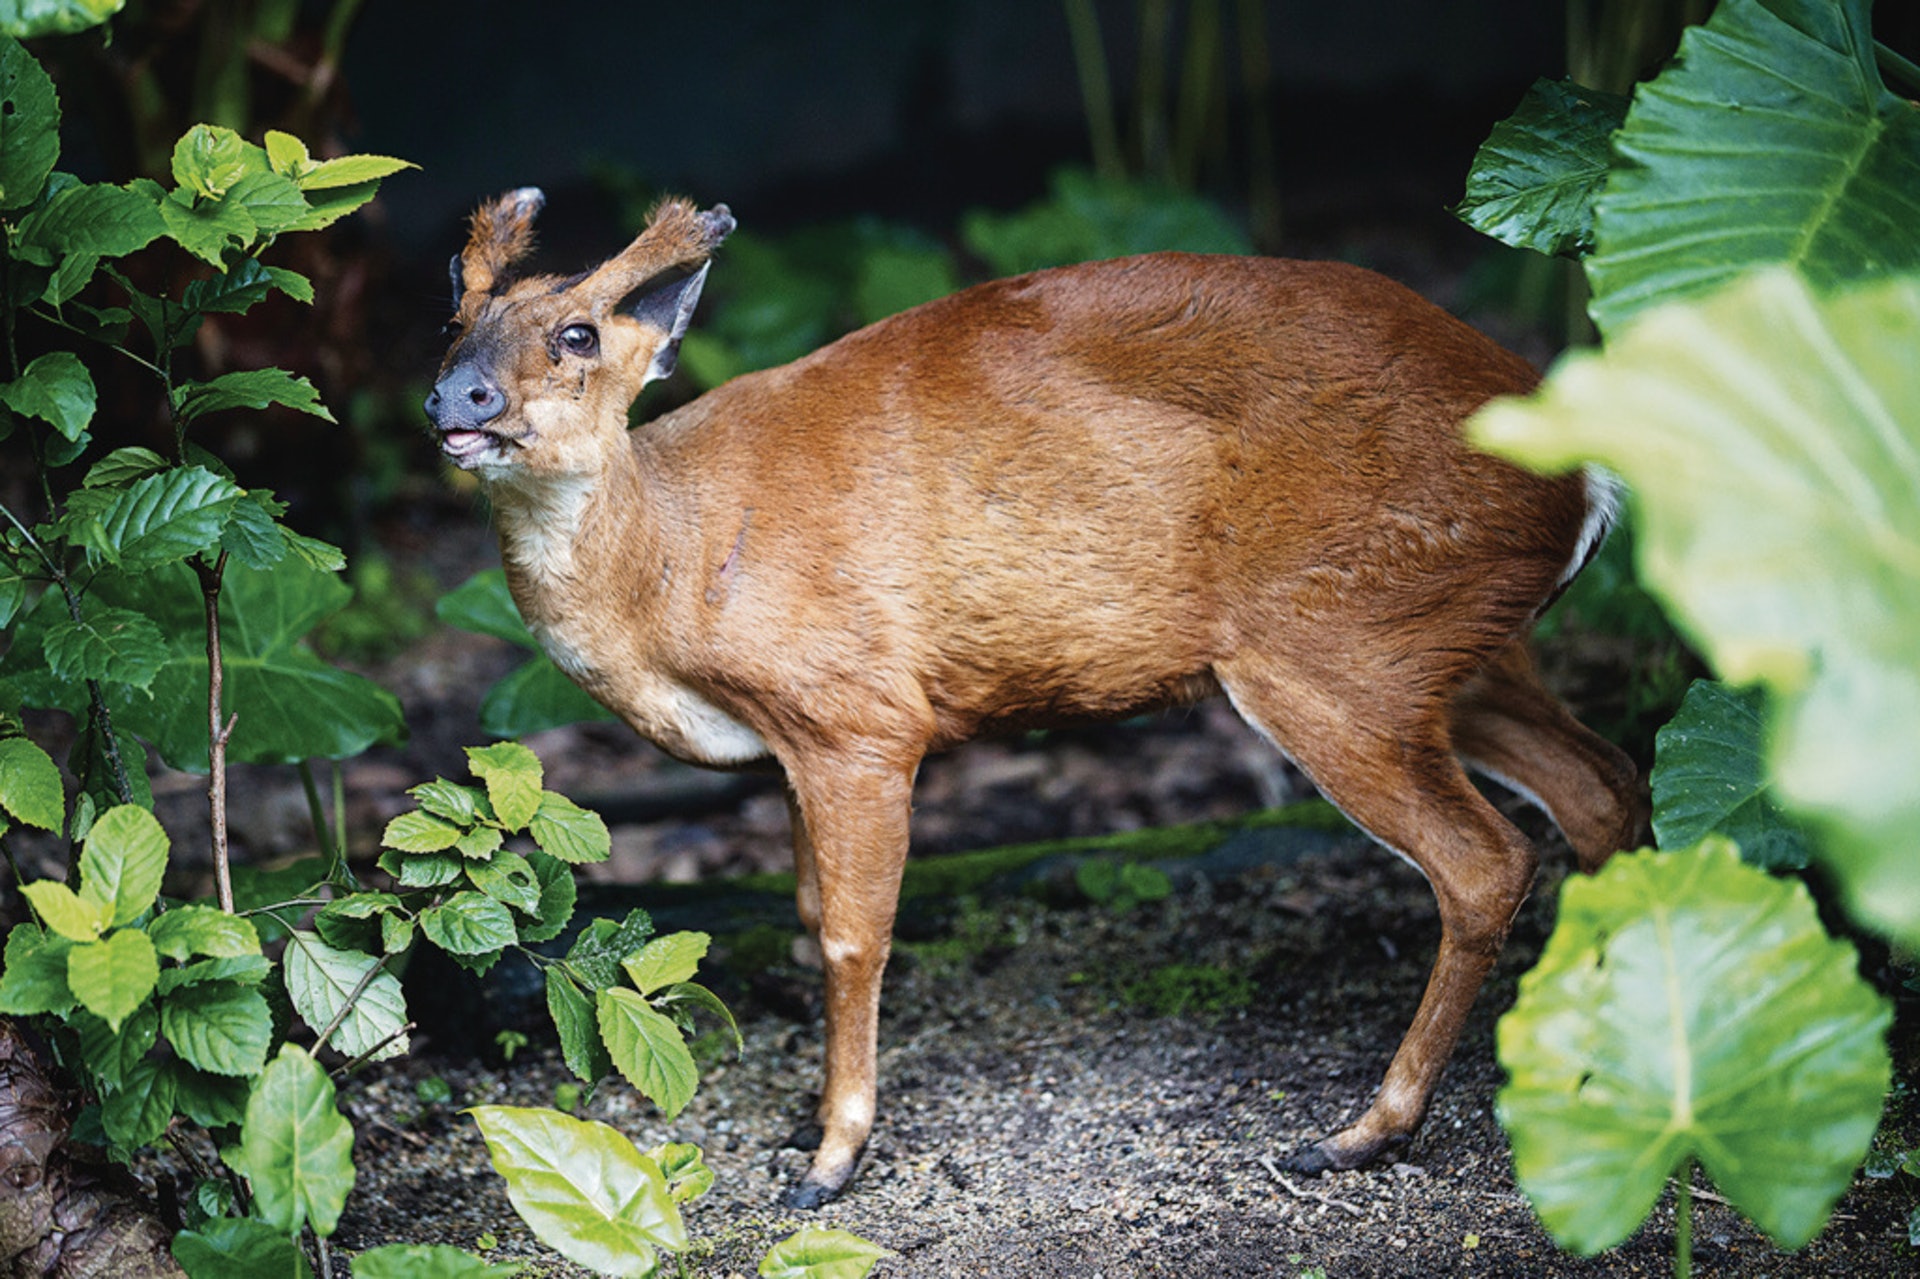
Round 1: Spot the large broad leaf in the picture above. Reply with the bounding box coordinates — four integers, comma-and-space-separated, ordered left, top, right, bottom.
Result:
1498, 841, 1891, 1253
1651, 680, 1812, 869
92, 559, 405, 770
0, 2, 125, 39
172, 1216, 312, 1279
0, 350, 95, 440
1472, 269, 1920, 945
1586, 0, 1920, 336
350, 1244, 521, 1278
0, 37, 58, 211
1454, 77, 1630, 258
466, 1105, 687, 1278
232, 1044, 355, 1238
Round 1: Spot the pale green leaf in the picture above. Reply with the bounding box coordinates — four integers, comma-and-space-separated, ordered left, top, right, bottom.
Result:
350, 1243, 522, 1278
282, 931, 410, 1061
1497, 841, 1891, 1253
382, 809, 464, 852
67, 928, 158, 1031
78, 802, 168, 926
644, 1142, 714, 1204
1472, 268, 1920, 944
296, 153, 416, 191
1586, 0, 1920, 336
466, 1105, 687, 1277
467, 741, 543, 829
233, 1044, 355, 1237
758, 1227, 893, 1279
410, 777, 480, 825
597, 987, 698, 1119
0, 735, 63, 830
455, 824, 504, 860
467, 849, 542, 915
22, 878, 113, 941
529, 790, 611, 864
656, 982, 742, 1054
172, 124, 250, 199
621, 931, 709, 997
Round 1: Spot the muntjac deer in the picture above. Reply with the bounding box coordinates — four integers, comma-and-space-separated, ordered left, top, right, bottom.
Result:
426, 189, 1645, 1208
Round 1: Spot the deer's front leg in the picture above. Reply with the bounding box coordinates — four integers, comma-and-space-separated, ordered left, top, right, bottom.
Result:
781, 751, 915, 1209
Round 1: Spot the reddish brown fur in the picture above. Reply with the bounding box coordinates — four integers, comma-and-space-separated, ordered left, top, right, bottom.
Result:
427, 193, 1646, 1207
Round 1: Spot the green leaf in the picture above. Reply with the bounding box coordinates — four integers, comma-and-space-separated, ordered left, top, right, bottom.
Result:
519, 850, 576, 946
78, 802, 168, 926
296, 153, 416, 191
172, 124, 250, 199
1471, 268, 1920, 945
386, 849, 463, 888
437, 569, 535, 646
0, 922, 73, 1014
621, 932, 710, 997
1454, 77, 1629, 258
67, 927, 158, 1030
172, 1215, 313, 1279
455, 824, 504, 860
223, 168, 308, 237
420, 892, 518, 956
1651, 680, 1813, 870
597, 987, 698, 1119
382, 808, 464, 852
466, 1105, 687, 1277
547, 966, 613, 1083
263, 129, 309, 176
92, 559, 406, 770
0, 735, 63, 830
174, 368, 334, 425
282, 931, 410, 1061
44, 605, 168, 692
22, 878, 113, 941
285, 179, 383, 232
758, 1227, 894, 1279
467, 741, 543, 829
961, 168, 1250, 277
14, 181, 166, 266
1585, 0, 1920, 336
565, 909, 655, 991
467, 849, 542, 915
480, 656, 619, 737
82, 445, 167, 488
350, 1243, 522, 1279
410, 777, 480, 825
1498, 841, 1891, 1253
72, 1004, 157, 1089
100, 1056, 174, 1149
529, 790, 611, 864
159, 189, 256, 267
80, 466, 241, 569
157, 954, 269, 993
150, 905, 261, 962
233, 1044, 355, 1237
0, 37, 59, 212
0, 1, 124, 38
644, 1142, 713, 1204
656, 982, 742, 1054
219, 489, 291, 569
0, 351, 94, 440
183, 257, 280, 315
161, 981, 272, 1076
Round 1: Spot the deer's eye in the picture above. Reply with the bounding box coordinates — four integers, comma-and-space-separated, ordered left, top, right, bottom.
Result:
556, 323, 598, 357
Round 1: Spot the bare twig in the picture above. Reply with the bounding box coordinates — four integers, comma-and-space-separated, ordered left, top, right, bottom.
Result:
195, 552, 236, 912
1258, 1155, 1366, 1217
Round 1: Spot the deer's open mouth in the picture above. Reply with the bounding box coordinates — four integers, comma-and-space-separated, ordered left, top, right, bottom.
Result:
438, 427, 509, 467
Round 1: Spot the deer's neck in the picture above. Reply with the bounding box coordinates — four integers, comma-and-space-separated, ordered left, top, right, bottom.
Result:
488, 443, 658, 630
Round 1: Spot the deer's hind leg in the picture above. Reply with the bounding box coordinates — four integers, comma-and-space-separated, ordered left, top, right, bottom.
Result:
1214, 653, 1540, 1171
1449, 639, 1647, 873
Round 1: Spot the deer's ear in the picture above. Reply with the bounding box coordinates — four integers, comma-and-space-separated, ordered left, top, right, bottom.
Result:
628, 262, 711, 385
459, 186, 545, 299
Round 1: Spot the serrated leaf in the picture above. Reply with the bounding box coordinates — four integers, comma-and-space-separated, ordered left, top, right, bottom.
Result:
1651, 680, 1813, 870
263, 129, 309, 176
182, 257, 278, 315
1471, 268, 1920, 945
0, 37, 59, 212
597, 987, 698, 1119
455, 824, 504, 860
78, 802, 168, 926
101, 1056, 174, 1149
547, 967, 612, 1084
286, 179, 383, 232
81, 465, 241, 569
297, 153, 416, 190
379, 912, 413, 955
160, 187, 255, 268
44, 605, 168, 692
421, 892, 518, 956
1454, 77, 1628, 258
656, 982, 742, 1054
233, 1044, 355, 1236
350, 1243, 522, 1279
172, 1215, 313, 1279
467, 1105, 687, 1277
22, 878, 113, 941
392, 850, 464, 887
621, 932, 709, 997
172, 124, 250, 199
0, 922, 74, 1015
520, 850, 576, 946
758, 1226, 893, 1279
67, 928, 158, 1030
467, 849, 542, 914
0, 350, 94, 440
161, 980, 272, 1076
282, 931, 409, 1061
14, 180, 165, 265
156, 954, 269, 993
82, 445, 168, 488
149, 903, 261, 961
223, 168, 308, 238
565, 910, 655, 991
220, 489, 291, 568
467, 741, 543, 829
530, 791, 611, 864
1586, 0, 1920, 336
383, 808, 464, 852
411, 777, 480, 825
174, 368, 334, 425
72, 1004, 157, 1089
1497, 841, 1891, 1254
0, 735, 63, 830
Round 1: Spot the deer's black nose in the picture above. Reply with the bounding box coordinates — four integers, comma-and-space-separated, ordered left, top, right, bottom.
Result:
425, 362, 505, 430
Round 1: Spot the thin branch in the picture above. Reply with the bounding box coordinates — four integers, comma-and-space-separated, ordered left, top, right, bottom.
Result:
1257, 1156, 1366, 1217
195, 551, 236, 912
334, 1020, 417, 1081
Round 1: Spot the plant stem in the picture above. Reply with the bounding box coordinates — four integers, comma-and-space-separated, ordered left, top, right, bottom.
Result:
194, 551, 237, 912
1062, 0, 1124, 181
299, 759, 342, 874
1674, 1160, 1693, 1279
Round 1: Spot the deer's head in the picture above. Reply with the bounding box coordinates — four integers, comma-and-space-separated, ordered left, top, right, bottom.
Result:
425, 188, 734, 484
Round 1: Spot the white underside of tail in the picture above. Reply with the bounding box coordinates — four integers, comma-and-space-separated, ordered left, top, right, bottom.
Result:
1559, 465, 1625, 589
